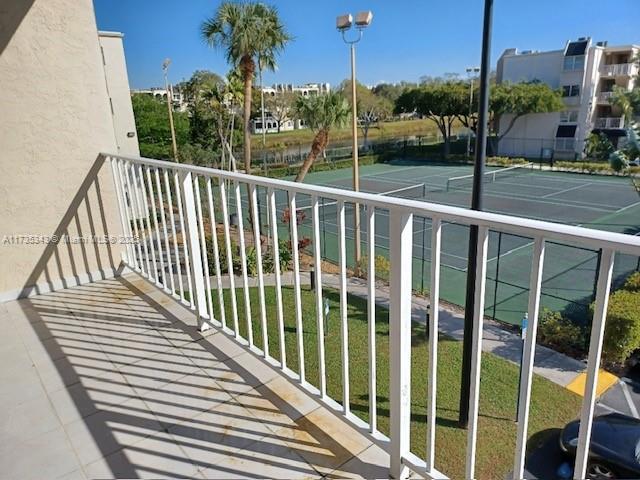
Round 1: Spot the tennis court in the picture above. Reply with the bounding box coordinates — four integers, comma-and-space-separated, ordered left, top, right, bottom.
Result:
254, 160, 639, 326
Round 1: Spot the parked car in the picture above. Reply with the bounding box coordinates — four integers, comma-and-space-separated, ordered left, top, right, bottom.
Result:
560, 413, 640, 478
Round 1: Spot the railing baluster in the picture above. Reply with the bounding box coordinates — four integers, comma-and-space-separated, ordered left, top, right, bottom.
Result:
367, 205, 376, 432
155, 168, 175, 294
174, 171, 194, 308
194, 175, 214, 324
312, 195, 326, 397
426, 217, 442, 471
206, 178, 226, 328
573, 248, 615, 480
513, 237, 545, 479
134, 165, 152, 277
145, 166, 163, 286
123, 162, 143, 273
179, 170, 210, 330
219, 180, 239, 335
337, 200, 349, 413
289, 192, 305, 383
250, 184, 269, 357
111, 159, 134, 267
164, 169, 184, 300
138, 165, 157, 282
234, 181, 253, 345
389, 209, 413, 480
268, 188, 286, 368
465, 225, 490, 480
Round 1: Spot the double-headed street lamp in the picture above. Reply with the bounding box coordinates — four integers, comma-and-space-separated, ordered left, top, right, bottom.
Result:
336, 11, 373, 272
465, 67, 480, 158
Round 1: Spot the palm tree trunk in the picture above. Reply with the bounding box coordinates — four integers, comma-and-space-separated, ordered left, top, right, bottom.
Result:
295, 129, 328, 182
240, 55, 255, 173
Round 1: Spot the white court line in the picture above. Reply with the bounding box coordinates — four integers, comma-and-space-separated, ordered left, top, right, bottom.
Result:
526, 173, 631, 187
615, 200, 640, 214
620, 381, 640, 419
541, 182, 592, 198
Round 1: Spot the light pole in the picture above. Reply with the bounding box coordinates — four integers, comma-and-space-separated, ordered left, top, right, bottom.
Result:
465, 67, 480, 158
162, 58, 179, 162
459, 0, 494, 428
337, 11, 373, 273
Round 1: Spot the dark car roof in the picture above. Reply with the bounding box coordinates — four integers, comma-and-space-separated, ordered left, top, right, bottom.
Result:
590, 414, 640, 462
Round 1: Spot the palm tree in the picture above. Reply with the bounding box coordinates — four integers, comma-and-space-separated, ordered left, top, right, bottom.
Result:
201, 2, 291, 174
294, 92, 351, 182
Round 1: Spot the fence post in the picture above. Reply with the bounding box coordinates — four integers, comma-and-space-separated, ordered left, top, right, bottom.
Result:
389, 210, 413, 479
180, 170, 212, 332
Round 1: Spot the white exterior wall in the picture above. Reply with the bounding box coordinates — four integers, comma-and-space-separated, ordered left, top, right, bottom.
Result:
499, 50, 564, 87
0, 0, 126, 299
99, 32, 139, 156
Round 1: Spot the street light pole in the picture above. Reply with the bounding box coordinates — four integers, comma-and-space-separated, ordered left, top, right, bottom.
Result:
337, 11, 372, 273
465, 67, 480, 158
162, 58, 179, 163
459, 0, 494, 428
350, 41, 362, 271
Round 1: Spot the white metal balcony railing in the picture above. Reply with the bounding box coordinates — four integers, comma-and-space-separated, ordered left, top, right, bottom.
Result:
594, 117, 625, 129
105, 152, 640, 480
596, 91, 614, 104
600, 63, 638, 77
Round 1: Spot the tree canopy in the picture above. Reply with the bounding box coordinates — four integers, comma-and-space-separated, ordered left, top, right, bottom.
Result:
339, 80, 393, 146
294, 92, 350, 182
131, 93, 189, 159
395, 82, 468, 156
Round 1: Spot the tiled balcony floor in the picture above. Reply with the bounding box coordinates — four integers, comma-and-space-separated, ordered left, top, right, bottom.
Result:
0, 274, 390, 479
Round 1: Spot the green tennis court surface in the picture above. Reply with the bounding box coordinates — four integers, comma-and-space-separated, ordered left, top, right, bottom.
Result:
246, 160, 640, 326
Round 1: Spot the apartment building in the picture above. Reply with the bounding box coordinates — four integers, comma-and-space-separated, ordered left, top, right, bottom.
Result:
496, 37, 638, 159
132, 87, 188, 111
262, 82, 331, 97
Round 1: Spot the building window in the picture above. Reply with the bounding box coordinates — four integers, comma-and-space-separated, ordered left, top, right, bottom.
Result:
563, 55, 585, 71
560, 110, 579, 123
555, 124, 576, 151
562, 85, 580, 97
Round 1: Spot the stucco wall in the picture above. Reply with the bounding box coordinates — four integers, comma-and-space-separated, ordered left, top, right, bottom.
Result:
99, 32, 140, 156
499, 50, 564, 88
0, 0, 125, 299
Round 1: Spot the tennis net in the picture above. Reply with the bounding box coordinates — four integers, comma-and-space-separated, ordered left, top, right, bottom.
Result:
295, 181, 426, 219
446, 163, 534, 192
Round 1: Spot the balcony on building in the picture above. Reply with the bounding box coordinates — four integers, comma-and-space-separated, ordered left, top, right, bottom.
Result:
594, 116, 625, 129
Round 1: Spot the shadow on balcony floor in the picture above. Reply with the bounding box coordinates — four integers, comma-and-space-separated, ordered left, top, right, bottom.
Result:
0, 274, 390, 479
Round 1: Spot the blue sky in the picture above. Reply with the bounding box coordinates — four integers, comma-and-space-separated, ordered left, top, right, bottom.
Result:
93, 0, 640, 90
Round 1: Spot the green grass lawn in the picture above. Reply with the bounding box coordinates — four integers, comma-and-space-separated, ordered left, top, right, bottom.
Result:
210, 284, 581, 479
251, 118, 462, 150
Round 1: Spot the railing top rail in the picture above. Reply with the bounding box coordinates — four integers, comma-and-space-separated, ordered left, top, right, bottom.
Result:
103, 152, 640, 255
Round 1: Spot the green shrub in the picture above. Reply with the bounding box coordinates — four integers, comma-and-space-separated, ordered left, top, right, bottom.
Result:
356, 254, 391, 280
585, 132, 614, 161
601, 290, 640, 364
538, 309, 586, 354
609, 150, 629, 172
623, 272, 640, 292
262, 239, 292, 273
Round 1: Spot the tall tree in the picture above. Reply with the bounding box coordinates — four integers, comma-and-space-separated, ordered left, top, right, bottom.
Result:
490, 82, 564, 145
201, 2, 291, 173
131, 93, 189, 159
294, 92, 351, 182
265, 91, 297, 133
395, 82, 468, 157
340, 80, 393, 147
